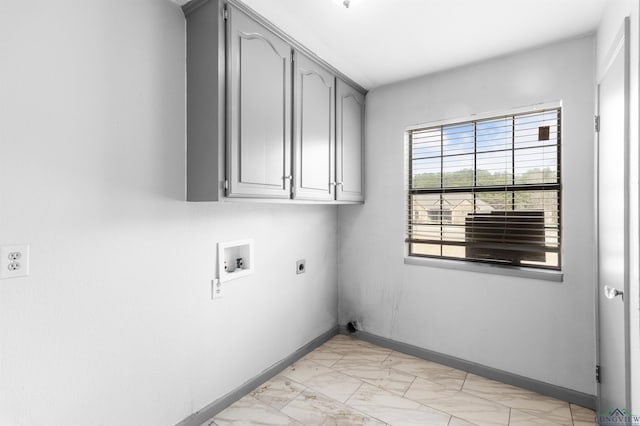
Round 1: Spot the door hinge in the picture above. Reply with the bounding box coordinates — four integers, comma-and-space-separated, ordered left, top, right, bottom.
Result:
223, 5, 229, 21
596, 365, 601, 383
291, 50, 295, 62
595, 115, 600, 133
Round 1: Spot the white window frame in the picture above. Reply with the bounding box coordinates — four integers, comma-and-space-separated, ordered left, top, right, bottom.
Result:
403, 102, 564, 282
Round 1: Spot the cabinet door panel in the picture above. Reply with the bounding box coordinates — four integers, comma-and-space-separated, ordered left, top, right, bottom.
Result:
294, 53, 335, 201
228, 6, 291, 198
336, 80, 364, 202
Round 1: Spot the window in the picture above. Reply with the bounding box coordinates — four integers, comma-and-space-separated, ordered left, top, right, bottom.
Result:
406, 107, 561, 270
427, 208, 452, 223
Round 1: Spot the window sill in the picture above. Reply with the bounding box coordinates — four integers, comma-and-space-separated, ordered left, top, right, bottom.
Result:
403, 256, 563, 282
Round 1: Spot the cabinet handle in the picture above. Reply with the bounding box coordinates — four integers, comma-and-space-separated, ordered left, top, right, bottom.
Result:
329, 182, 337, 186
283, 176, 293, 181
336, 182, 343, 186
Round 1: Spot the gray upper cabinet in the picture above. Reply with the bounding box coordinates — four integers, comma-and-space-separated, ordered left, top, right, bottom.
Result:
227, 5, 292, 199
336, 79, 365, 202
184, 0, 365, 203
185, 0, 226, 201
293, 52, 335, 201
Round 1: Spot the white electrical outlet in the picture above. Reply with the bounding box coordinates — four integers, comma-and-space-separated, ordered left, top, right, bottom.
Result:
0, 245, 30, 279
211, 278, 224, 299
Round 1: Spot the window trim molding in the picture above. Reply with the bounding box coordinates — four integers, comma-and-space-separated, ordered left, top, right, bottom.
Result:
404, 101, 564, 276
405, 101, 563, 133
403, 255, 564, 282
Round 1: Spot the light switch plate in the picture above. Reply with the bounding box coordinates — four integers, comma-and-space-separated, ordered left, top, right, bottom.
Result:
0, 245, 30, 279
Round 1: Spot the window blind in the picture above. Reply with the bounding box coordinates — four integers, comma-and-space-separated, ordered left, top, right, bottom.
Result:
406, 108, 561, 270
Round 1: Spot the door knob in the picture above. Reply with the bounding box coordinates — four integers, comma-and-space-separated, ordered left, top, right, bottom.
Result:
604, 285, 624, 300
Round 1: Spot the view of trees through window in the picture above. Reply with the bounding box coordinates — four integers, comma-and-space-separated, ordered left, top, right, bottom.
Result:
407, 108, 561, 269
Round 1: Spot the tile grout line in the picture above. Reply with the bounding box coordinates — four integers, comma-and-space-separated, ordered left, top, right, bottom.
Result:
398, 369, 560, 426
340, 381, 397, 424
254, 390, 307, 426
341, 393, 390, 425
278, 371, 388, 426
278, 360, 351, 405
461, 376, 575, 425
381, 339, 573, 425
332, 356, 419, 397
214, 394, 302, 425
400, 385, 483, 425
343, 380, 366, 405
213, 335, 579, 426
290, 373, 365, 409
402, 374, 418, 398
327, 354, 344, 367
460, 382, 521, 413
390, 380, 460, 422
346, 379, 454, 426
460, 372, 469, 391
273, 378, 309, 413
292, 344, 410, 413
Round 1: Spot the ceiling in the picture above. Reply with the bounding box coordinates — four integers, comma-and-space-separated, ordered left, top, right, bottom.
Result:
176, 0, 607, 89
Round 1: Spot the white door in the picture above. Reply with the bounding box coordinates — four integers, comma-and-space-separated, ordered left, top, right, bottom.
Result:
596, 18, 630, 411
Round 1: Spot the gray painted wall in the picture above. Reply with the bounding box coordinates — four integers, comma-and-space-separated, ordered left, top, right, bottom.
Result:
0, 1, 338, 425
338, 36, 597, 394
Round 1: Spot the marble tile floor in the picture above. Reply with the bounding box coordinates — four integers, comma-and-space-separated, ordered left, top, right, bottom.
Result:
201, 335, 596, 426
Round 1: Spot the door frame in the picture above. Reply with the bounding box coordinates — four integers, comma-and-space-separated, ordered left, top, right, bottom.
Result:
595, 16, 631, 410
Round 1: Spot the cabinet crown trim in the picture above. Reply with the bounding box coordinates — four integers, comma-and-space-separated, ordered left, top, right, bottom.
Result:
182, 0, 367, 95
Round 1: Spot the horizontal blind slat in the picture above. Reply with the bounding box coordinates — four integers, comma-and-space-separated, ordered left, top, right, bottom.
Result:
407, 107, 561, 270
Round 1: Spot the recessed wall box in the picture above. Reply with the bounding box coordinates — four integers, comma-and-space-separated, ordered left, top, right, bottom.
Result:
217, 239, 254, 282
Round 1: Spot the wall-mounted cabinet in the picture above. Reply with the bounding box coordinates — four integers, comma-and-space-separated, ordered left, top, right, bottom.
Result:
185, 0, 226, 202
336, 80, 365, 202
184, 0, 366, 203
227, 6, 291, 199
293, 52, 335, 201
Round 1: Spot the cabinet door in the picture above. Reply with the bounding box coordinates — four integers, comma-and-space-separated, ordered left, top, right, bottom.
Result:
336, 79, 365, 202
293, 52, 335, 201
227, 6, 292, 198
